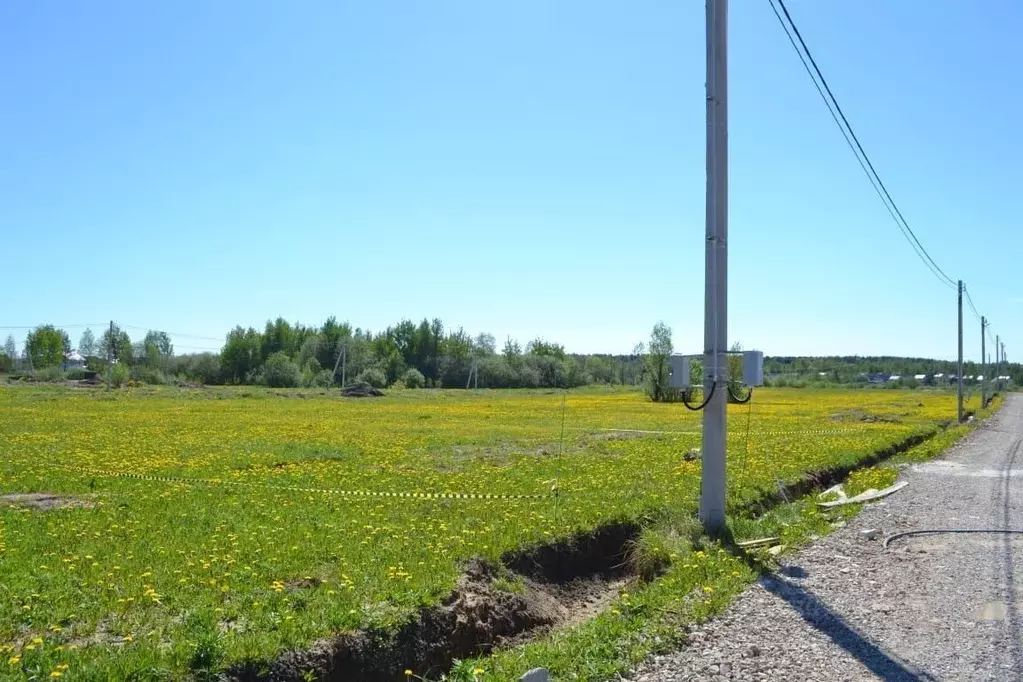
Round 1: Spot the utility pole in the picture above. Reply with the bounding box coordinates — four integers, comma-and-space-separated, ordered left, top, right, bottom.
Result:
1002, 341, 1006, 390
997, 335, 1001, 392
981, 316, 987, 408
330, 343, 348, 389
701, 0, 728, 534
957, 281, 964, 422
107, 320, 114, 389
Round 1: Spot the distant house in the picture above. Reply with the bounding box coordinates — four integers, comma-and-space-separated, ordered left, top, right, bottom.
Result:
63, 350, 86, 370
914, 374, 927, 381
976, 375, 984, 381
867, 373, 890, 384
888, 375, 901, 382
934, 373, 945, 381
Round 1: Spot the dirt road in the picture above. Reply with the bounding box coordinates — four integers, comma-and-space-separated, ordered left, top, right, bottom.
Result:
630, 395, 1023, 682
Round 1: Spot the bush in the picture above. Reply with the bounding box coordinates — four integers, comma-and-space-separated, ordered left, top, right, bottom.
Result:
132, 367, 168, 385
66, 368, 94, 381
402, 368, 426, 389
354, 367, 387, 389
263, 351, 301, 388
478, 356, 519, 388
303, 369, 334, 388
111, 363, 130, 388
34, 366, 66, 382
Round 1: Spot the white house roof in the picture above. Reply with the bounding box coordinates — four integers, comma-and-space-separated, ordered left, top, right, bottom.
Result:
976, 375, 984, 381
934, 373, 945, 378
966, 375, 974, 380
818, 372, 828, 376
914, 374, 927, 380
889, 375, 901, 381
65, 350, 85, 362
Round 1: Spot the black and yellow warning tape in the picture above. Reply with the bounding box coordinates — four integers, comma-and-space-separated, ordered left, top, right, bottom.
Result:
53, 463, 551, 501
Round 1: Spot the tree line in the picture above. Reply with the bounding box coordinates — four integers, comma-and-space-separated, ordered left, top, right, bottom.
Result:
0, 318, 645, 389
3, 320, 1019, 392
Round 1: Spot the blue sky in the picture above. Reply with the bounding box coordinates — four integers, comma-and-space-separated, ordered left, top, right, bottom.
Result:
2, 1, 1019, 360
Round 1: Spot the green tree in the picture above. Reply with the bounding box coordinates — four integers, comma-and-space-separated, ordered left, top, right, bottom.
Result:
142, 331, 174, 367
474, 333, 496, 356
317, 317, 352, 370
261, 318, 299, 360
221, 327, 263, 383
3, 335, 15, 363
25, 325, 70, 369
644, 322, 673, 402
78, 329, 96, 357
503, 337, 522, 367
526, 338, 566, 360
262, 351, 300, 388
98, 325, 133, 364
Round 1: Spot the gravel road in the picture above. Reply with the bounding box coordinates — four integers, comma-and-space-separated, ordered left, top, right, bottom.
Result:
629, 395, 1023, 682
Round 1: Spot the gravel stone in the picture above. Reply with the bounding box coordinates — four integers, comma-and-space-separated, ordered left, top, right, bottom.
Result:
628, 396, 1023, 682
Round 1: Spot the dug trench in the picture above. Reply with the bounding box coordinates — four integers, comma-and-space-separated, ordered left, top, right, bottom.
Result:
228, 522, 640, 682
229, 424, 959, 682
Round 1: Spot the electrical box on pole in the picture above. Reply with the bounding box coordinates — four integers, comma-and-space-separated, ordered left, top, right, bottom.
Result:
669, 350, 764, 390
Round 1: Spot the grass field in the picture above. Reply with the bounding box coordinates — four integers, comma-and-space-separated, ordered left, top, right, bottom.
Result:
0, 385, 980, 680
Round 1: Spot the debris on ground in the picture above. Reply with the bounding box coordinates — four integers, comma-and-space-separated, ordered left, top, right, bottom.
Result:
340, 383, 385, 398
737, 537, 781, 549
818, 481, 908, 508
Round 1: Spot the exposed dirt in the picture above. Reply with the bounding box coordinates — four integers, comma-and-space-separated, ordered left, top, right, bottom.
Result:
229, 524, 642, 682
341, 383, 385, 398
226, 428, 950, 681
830, 409, 903, 424
0, 492, 95, 511
589, 430, 651, 442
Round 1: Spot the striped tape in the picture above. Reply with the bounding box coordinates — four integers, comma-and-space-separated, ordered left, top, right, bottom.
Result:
595, 427, 873, 437
52, 464, 551, 501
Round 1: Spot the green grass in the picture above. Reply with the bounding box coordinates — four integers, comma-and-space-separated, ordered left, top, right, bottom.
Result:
0, 385, 988, 680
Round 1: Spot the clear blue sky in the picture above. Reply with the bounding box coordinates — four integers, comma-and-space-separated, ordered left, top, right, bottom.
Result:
2, 1, 1020, 360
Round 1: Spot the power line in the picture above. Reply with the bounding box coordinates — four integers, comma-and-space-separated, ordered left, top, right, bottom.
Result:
0, 324, 104, 330
767, 0, 957, 290
963, 286, 982, 323
120, 324, 222, 342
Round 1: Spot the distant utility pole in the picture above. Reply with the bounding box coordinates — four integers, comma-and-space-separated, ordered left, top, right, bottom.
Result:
981, 316, 987, 407
997, 335, 1001, 392
331, 343, 347, 389
957, 281, 964, 422
701, 0, 729, 534
107, 320, 114, 390
1002, 341, 1007, 390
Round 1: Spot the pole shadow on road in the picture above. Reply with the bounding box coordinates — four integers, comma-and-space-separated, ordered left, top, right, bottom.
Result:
720, 534, 939, 682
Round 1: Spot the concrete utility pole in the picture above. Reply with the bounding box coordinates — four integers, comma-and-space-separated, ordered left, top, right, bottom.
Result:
331, 343, 347, 389
957, 281, 964, 422
107, 320, 114, 390
997, 335, 1001, 392
1002, 341, 1006, 390
981, 316, 987, 407
701, 0, 729, 534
